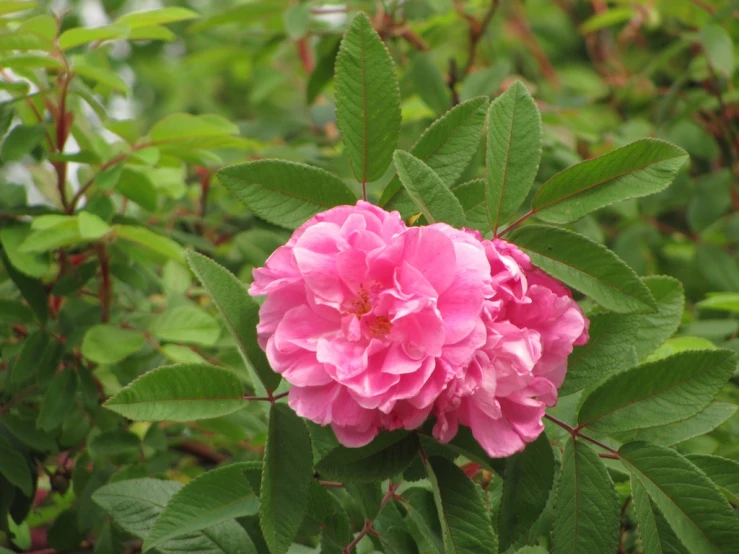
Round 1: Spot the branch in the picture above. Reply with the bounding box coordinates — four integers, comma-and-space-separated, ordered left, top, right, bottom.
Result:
342, 484, 397, 554
544, 413, 620, 456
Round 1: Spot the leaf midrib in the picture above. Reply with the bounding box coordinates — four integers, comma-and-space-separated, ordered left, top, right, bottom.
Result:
492, 90, 518, 233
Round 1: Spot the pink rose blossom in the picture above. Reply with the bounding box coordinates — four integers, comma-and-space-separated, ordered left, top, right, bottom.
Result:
250, 202, 589, 456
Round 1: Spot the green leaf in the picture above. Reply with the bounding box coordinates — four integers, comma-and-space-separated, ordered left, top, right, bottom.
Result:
335, 12, 401, 183
696, 244, 739, 292
10, 330, 49, 384
316, 431, 419, 483
78, 212, 111, 240
551, 438, 619, 554
381, 97, 488, 218
73, 58, 130, 93
0, 300, 33, 324
0, 250, 47, 323
113, 225, 184, 262
149, 113, 238, 144
81, 325, 145, 365
619, 441, 739, 554
93, 478, 257, 554
37, 369, 78, 432
59, 24, 130, 50
579, 7, 635, 33
686, 454, 739, 505
530, 139, 688, 224
514, 548, 550, 554
497, 433, 555, 551
404, 488, 444, 554
0, 31, 52, 52
700, 24, 734, 77
144, 463, 259, 550
426, 456, 498, 554
633, 276, 685, 360
486, 81, 542, 233
509, 225, 657, 313
410, 53, 450, 115
151, 305, 220, 346
0, 436, 32, 496
631, 477, 689, 554
116, 7, 199, 28
577, 349, 737, 433
697, 293, 739, 313
559, 312, 639, 396
393, 150, 465, 226
613, 402, 737, 447
261, 403, 312, 554
104, 364, 246, 422
0, 2, 38, 16
0, 224, 50, 278
187, 251, 281, 392
283, 4, 310, 40
451, 179, 489, 233
1, 124, 46, 162
217, 160, 357, 230
0, 53, 62, 70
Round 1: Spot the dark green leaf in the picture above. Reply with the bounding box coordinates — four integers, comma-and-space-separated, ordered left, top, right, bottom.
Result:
104, 364, 246, 422
37, 368, 78, 431
631, 477, 689, 554
217, 160, 357, 230
1, 124, 46, 162
335, 12, 401, 183
81, 325, 145, 365
509, 225, 656, 313
552, 438, 619, 554
686, 454, 739, 505
260, 403, 312, 554
0, 436, 32, 496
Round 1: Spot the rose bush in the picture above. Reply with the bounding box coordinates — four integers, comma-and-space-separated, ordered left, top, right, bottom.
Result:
251, 201, 588, 456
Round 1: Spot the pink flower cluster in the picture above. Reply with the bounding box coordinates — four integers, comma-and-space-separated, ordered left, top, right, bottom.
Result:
250, 202, 589, 457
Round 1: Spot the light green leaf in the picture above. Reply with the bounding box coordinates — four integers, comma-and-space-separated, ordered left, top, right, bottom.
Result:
686, 454, 739, 505
509, 225, 657, 313
104, 363, 246, 422
335, 12, 401, 183
144, 463, 259, 551
620, 442, 739, 554
559, 312, 639, 396
0, 54, 62, 70
73, 58, 130, 93
37, 368, 78, 431
1, 124, 46, 162
0, 250, 48, 323
187, 251, 281, 392
19, 219, 82, 253
149, 113, 238, 144
647, 336, 717, 362
114, 225, 185, 262
116, 7, 199, 29
78, 211, 111, 240
316, 431, 419, 483
410, 53, 450, 115
128, 25, 176, 42
393, 150, 465, 227
577, 350, 737, 433
217, 159, 357, 230
151, 305, 220, 346
261, 403, 312, 554
486, 81, 542, 233
81, 325, 145, 365
0, 436, 32, 496
580, 7, 635, 33
613, 402, 737, 446
498, 433, 555, 551
701, 24, 734, 77
633, 276, 685, 360
631, 477, 689, 554
426, 456, 498, 554
697, 293, 739, 313
0, 1, 37, 16
381, 97, 488, 218
552, 438, 619, 554
93, 478, 257, 554
530, 139, 688, 224
59, 24, 130, 50
283, 4, 310, 40
0, 224, 49, 278
0, 31, 52, 51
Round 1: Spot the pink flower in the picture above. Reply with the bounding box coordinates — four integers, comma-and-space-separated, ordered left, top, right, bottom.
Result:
431, 238, 590, 457
250, 201, 589, 456
250, 201, 492, 446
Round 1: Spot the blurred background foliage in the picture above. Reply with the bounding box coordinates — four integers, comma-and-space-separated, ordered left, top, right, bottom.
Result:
1, 0, 738, 552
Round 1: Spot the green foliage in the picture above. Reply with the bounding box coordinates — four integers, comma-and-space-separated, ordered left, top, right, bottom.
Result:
1, 1, 738, 553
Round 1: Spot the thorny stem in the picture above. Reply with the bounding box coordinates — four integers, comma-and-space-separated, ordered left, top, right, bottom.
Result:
342, 483, 398, 554
544, 413, 620, 456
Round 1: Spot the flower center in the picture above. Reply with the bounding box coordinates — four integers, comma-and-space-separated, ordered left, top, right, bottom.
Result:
349, 285, 372, 317
369, 315, 393, 338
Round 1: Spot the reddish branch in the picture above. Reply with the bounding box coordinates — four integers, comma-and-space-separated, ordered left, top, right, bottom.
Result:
94, 244, 112, 323
544, 413, 620, 457
455, 0, 500, 75
342, 483, 398, 553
